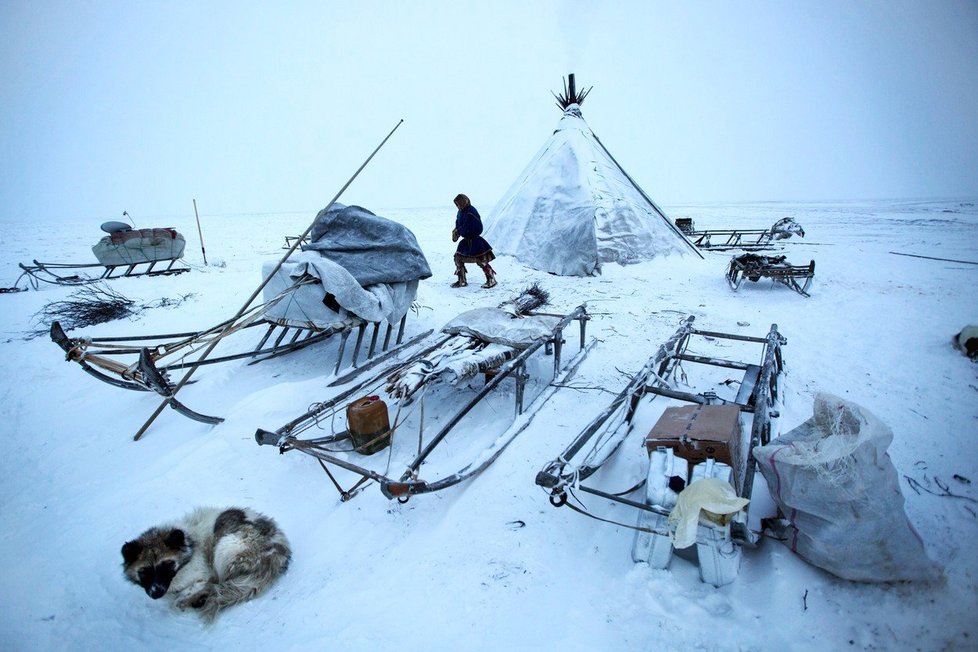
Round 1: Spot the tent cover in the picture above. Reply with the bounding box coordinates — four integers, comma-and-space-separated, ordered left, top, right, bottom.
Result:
484, 104, 699, 276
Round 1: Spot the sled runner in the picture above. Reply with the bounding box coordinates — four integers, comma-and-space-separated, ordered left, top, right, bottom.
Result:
535, 317, 786, 586
3, 222, 190, 293
256, 296, 592, 502
677, 217, 805, 251
726, 253, 815, 297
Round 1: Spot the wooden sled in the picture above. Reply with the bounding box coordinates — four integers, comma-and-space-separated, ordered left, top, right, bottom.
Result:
256, 304, 592, 502
49, 276, 426, 425
4, 258, 189, 293
536, 317, 786, 586
677, 217, 805, 251
726, 253, 815, 297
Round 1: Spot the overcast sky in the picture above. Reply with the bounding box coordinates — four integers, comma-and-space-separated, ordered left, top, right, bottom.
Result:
2, 1, 977, 224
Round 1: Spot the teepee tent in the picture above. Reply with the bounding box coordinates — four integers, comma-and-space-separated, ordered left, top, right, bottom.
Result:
484, 75, 701, 276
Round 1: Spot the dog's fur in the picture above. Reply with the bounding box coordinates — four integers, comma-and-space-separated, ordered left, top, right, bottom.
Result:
953, 325, 978, 360
121, 507, 291, 621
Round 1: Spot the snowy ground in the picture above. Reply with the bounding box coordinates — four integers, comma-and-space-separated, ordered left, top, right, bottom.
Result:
0, 199, 976, 651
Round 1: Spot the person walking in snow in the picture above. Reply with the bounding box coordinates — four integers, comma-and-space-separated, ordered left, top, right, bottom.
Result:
451, 193, 497, 288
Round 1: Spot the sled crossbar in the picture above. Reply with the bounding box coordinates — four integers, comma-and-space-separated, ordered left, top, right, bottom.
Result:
257, 305, 592, 502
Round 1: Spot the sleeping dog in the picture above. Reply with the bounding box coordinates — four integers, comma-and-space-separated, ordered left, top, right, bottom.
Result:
121, 507, 291, 621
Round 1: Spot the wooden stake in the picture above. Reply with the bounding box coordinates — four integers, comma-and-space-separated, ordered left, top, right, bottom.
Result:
133, 119, 405, 440
192, 198, 208, 265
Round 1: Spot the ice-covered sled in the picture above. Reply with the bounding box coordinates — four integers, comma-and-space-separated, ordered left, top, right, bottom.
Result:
4, 222, 190, 293
726, 253, 815, 297
256, 294, 592, 502
535, 317, 786, 586
677, 217, 805, 251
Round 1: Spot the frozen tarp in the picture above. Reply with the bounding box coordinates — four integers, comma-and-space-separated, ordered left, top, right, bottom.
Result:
441, 307, 559, 348
754, 393, 942, 583
303, 203, 432, 286
262, 205, 430, 328
261, 253, 419, 327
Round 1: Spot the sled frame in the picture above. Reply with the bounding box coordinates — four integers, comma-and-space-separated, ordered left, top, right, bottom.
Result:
535, 317, 785, 542
256, 305, 592, 502
687, 228, 781, 251
50, 291, 420, 424
12, 257, 189, 291
726, 256, 815, 297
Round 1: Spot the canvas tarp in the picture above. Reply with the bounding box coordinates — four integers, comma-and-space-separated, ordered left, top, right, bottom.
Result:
302, 203, 432, 286
261, 204, 430, 328
92, 228, 186, 266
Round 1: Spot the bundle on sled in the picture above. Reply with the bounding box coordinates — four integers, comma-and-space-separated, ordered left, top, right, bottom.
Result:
677, 217, 805, 251
256, 285, 593, 502
49, 204, 432, 427
726, 253, 815, 297
536, 316, 786, 586
4, 221, 190, 293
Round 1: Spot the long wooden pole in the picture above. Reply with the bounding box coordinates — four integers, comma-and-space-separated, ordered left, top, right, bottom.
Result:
192, 198, 208, 265
889, 251, 978, 266
133, 119, 405, 440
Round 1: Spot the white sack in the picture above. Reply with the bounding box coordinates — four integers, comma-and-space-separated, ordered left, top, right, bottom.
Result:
754, 393, 942, 582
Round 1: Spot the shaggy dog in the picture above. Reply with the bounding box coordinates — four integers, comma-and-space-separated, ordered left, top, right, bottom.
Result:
121, 507, 291, 621
952, 325, 978, 360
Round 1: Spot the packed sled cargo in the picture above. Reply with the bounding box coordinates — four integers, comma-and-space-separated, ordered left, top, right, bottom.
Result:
49, 204, 432, 429
5, 220, 189, 292
484, 75, 700, 276
536, 317, 786, 586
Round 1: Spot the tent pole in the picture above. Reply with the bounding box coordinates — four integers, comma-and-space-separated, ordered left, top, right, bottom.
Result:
591, 131, 704, 259
133, 118, 405, 440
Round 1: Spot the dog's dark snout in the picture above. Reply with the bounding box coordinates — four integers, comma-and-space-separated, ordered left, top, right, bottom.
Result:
147, 583, 167, 599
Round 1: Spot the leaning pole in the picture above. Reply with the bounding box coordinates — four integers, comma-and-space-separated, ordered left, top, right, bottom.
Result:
133, 119, 405, 440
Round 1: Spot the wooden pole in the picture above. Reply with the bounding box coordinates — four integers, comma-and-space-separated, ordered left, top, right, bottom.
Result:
889, 251, 978, 266
133, 118, 405, 440
192, 198, 208, 265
